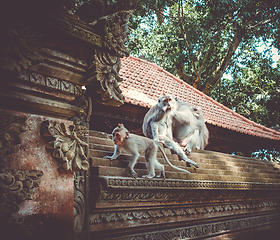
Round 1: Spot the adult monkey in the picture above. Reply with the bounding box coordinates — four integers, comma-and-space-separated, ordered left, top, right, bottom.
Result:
173, 103, 209, 154
104, 124, 192, 179
142, 95, 199, 168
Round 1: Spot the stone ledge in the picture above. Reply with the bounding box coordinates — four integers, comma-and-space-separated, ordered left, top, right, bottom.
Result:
98, 176, 280, 191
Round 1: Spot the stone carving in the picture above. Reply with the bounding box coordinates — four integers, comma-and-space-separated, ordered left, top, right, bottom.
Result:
87, 50, 125, 106
41, 120, 90, 171
45, 9, 103, 48
0, 113, 27, 169
1, 2, 42, 72
100, 189, 278, 203
84, 11, 132, 106
74, 172, 86, 239
96, 177, 280, 203
0, 113, 43, 224
19, 70, 83, 95
72, 0, 138, 22
100, 11, 132, 57
1, 25, 42, 72
102, 177, 280, 191
122, 213, 280, 240
0, 169, 43, 222
45, 4, 133, 55
70, 92, 92, 238
90, 201, 279, 224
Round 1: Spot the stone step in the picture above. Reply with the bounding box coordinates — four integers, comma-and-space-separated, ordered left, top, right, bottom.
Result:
89, 148, 280, 175
88, 130, 280, 183
91, 157, 280, 180
89, 136, 173, 155
190, 150, 274, 165
92, 166, 280, 183
189, 155, 279, 172
89, 136, 279, 171
89, 130, 111, 139
90, 142, 178, 160
89, 131, 279, 167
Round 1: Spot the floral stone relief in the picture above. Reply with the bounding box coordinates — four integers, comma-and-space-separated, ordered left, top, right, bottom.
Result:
41, 120, 90, 171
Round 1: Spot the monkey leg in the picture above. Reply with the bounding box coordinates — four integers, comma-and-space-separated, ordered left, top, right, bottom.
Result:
159, 136, 199, 168
154, 159, 165, 179
184, 130, 201, 155
142, 161, 156, 179
128, 152, 139, 178
142, 145, 157, 179
103, 145, 121, 160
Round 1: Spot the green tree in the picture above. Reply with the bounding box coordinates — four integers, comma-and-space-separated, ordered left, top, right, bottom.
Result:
211, 44, 280, 128
129, 1, 280, 161
129, 0, 280, 94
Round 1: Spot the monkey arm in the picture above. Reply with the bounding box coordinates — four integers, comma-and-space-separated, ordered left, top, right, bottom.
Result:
173, 111, 193, 125
127, 151, 140, 178
103, 145, 121, 160
166, 117, 173, 140
150, 121, 160, 143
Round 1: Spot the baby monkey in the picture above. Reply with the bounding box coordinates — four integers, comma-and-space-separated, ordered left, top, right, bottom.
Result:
104, 124, 192, 179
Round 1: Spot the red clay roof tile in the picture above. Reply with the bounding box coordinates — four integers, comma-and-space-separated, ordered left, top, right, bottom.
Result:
119, 56, 280, 141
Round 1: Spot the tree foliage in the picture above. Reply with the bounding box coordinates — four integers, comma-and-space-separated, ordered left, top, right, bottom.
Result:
129, 1, 280, 160
211, 41, 280, 129
129, 0, 280, 94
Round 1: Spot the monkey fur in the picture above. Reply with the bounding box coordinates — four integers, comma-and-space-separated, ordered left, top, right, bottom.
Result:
143, 94, 208, 168
104, 124, 192, 179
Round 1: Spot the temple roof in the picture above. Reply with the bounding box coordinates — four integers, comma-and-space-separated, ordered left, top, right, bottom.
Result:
118, 55, 280, 141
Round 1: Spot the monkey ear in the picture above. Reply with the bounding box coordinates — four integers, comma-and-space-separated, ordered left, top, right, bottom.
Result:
125, 131, 129, 139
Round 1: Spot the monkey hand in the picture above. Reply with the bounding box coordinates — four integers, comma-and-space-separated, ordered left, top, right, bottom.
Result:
162, 105, 169, 112
154, 139, 160, 145
129, 169, 138, 179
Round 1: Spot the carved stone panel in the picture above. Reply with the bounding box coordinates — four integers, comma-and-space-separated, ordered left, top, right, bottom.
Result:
41, 120, 90, 171
87, 50, 125, 106
0, 169, 43, 222
121, 213, 280, 240
0, 113, 27, 168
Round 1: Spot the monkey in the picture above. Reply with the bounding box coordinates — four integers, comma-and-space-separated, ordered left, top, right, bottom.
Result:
173, 105, 209, 154
142, 95, 199, 168
104, 124, 192, 179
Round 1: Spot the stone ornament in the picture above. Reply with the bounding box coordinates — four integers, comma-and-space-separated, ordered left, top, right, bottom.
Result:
1, 21, 42, 72
102, 11, 132, 57
102, 176, 280, 191
87, 49, 125, 107
74, 172, 86, 238
41, 120, 90, 171
122, 213, 280, 240
0, 169, 43, 221
0, 113, 27, 168
90, 201, 278, 224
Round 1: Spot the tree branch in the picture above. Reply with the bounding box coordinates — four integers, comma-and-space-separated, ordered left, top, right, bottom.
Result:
200, 31, 243, 94
177, 0, 200, 87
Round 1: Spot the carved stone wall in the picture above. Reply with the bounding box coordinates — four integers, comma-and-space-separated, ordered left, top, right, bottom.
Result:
88, 131, 280, 240
0, 111, 74, 239
0, 1, 137, 239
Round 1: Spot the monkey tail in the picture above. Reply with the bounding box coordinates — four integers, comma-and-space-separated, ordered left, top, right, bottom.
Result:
157, 144, 191, 174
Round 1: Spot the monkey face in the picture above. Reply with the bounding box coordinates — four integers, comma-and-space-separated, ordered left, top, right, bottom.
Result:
158, 95, 177, 112
112, 124, 129, 145
113, 132, 122, 145
191, 106, 202, 119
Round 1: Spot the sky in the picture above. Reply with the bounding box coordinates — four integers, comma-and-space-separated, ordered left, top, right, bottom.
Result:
257, 44, 280, 68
